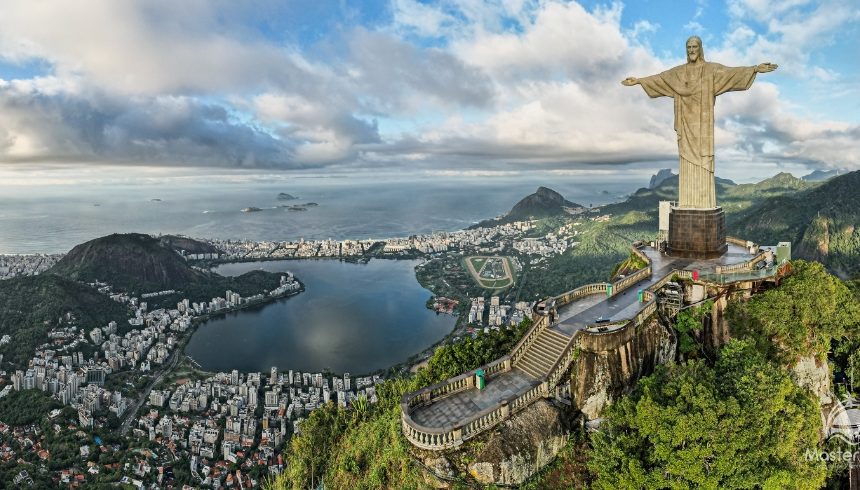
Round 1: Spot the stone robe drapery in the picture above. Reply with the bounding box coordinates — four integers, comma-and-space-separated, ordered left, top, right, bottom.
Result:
638, 62, 757, 209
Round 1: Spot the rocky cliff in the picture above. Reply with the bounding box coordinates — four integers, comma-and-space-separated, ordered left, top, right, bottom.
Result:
417, 399, 573, 487
570, 318, 676, 419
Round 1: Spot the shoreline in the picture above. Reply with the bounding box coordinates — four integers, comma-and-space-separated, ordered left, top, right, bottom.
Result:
181, 256, 463, 380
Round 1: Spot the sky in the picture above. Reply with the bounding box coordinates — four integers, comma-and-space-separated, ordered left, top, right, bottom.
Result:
0, 0, 858, 183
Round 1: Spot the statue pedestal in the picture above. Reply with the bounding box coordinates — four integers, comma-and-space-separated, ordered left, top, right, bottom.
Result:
667, 207, 727, 259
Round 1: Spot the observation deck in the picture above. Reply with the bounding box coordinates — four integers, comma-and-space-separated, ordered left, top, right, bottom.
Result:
402, 238, 779, 451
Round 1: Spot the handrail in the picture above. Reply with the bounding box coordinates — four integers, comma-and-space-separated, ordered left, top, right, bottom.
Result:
553, 282, 611, 307
509, 314, 549, 365
726, 236, 756, 248
545, 334, 581, 389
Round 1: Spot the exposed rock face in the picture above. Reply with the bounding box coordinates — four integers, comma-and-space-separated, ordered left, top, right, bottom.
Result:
570, 318, 675, 419
701, 284, 750, 353
649, 168, 676, 189
412, 400, 571, 487
466, 399, 571, 485
791, 356, 833, 406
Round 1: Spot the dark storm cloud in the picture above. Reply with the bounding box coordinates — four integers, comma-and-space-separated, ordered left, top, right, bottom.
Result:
0, 87, 305, 167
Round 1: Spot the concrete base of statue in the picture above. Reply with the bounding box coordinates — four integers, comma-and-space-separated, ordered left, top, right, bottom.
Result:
667, 207, 727, 259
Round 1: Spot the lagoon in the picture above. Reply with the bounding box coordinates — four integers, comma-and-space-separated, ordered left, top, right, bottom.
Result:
184, 258, 455, 374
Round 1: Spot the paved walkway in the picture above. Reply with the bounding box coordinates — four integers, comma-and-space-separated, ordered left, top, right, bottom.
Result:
410, 368, 539, 428
553, 244, 752, 335
409, 244, 756, 430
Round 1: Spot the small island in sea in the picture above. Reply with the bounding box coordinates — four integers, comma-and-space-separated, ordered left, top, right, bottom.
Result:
241, 207, 262, 213
277, 192, 297, 201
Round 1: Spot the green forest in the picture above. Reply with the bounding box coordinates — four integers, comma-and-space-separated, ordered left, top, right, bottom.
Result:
271, 261, 860, 488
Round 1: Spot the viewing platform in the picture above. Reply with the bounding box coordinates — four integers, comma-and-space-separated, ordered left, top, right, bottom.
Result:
402, 237, 783, 451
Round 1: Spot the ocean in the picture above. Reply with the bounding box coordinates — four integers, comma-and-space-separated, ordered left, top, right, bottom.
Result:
0, 171, 646, 254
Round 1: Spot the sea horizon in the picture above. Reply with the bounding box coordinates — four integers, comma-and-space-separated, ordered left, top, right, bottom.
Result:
0, 171, 649, 254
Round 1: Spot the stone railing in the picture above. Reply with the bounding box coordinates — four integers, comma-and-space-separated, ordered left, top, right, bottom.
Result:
609, 245, 653, 296
545, 334, 581, 389
554, 282, 611, 307
726, 236, 755, 249
646, 269, 692, 292
611, 263, 652, 295
407, 356, 510, 409
401, 355, 513, 450
715, 250, 769, 274
631, 245, 651, 264
509, 314, 550, 366
632, 292, 657, 326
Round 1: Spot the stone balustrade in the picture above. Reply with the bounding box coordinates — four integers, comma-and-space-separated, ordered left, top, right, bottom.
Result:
510, 314, 550, 365
553, 282, 611, 307
715, 250, 769, 274
546, 335, 581, 388
401, 245, 659, 451
726, 236, 755, 248
611, 264, 652, 295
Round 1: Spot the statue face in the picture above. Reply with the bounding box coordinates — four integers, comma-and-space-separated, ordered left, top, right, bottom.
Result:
686, 39, 701, 62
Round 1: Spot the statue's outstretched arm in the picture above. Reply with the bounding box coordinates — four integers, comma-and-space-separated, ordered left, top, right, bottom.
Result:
755, 63, 778, 73
621, 77, 639, 86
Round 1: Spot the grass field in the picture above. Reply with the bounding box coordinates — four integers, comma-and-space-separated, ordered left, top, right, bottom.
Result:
465, 256, 514, 289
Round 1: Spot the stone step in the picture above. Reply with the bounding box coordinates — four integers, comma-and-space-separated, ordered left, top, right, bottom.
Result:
532, 336, 565, 356
537, 328, 568, 345
521, 353, 554, 374
517, 359, 544, 379
543, 329, 571, 344
529, 342, 561, 364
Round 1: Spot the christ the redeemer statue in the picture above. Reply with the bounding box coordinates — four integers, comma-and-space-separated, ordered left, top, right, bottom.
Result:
622, 36, 777, 209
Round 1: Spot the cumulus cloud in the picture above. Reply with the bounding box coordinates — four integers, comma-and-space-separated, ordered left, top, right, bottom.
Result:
0, 81, 295, 166
0, 0, 857, 176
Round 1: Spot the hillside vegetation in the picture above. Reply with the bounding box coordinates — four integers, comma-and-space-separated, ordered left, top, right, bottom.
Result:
530, 260, 860, 488
267, 319, 533, 490
730, 170, 860, 279
0, 274, 128, 368
50, 233, 210, 291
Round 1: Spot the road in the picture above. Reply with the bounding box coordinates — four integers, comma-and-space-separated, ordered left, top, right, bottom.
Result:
118, 334, 189, 435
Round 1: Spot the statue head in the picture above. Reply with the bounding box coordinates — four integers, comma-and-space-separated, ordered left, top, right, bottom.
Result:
686, 36, 704, 63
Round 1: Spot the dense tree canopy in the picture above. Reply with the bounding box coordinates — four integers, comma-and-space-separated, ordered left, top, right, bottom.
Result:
588, 340, 826, 489
727, 260, 860, 364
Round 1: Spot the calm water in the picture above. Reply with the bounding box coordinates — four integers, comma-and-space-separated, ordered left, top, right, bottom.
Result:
0, 173, 644, 254
184, 259, 455, 374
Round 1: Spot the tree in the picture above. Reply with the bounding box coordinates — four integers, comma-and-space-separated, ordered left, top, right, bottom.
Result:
674, 300, 712, 356
588, 340, 826, 489
727, 260, 860, 364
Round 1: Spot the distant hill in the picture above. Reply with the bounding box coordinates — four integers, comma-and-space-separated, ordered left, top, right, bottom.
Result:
730, 170, 860, 279
607, 172, 809, 217
648, 169, 675, 189
470, 186, 584, 228
508, 186, 583, 220
277, 192, 297, 200
801, 169, 844, 182
159, 235, 221, 255
49, 233, 210, 292
0, 274, 128, 368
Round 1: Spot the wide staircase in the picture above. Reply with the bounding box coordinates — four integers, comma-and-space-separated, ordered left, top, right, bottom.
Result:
514, 328, 570, 379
